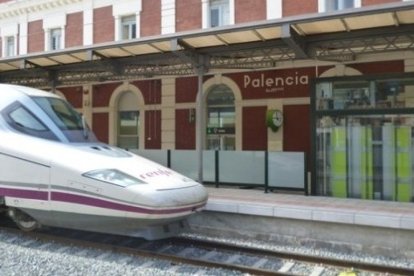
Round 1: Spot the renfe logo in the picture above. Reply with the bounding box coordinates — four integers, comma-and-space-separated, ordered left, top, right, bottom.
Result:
140, 168, 173, 179
243, 72, 309, 92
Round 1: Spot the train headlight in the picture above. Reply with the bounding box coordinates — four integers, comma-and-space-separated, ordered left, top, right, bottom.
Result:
83, 169, 146, 186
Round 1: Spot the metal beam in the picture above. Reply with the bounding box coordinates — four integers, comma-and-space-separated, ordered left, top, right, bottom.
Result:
281, 23, 308, 59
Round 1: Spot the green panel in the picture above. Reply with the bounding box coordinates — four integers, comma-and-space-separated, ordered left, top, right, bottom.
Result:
331, 127, 347, 197
361, 128, 373, 199
396, 127, 412, 202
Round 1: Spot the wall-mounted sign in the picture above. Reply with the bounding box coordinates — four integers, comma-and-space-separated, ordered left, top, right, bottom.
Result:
206, 127, 235, 135
266, 109, 283, 132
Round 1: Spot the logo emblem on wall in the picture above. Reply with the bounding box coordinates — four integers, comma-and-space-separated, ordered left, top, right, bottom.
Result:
266, 109, 283, 132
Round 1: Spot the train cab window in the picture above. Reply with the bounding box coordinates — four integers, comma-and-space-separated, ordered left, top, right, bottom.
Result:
32, 96, 97, 143
10, 106, 46, 131
33, 97, 83, 131
2, 102, 59, 141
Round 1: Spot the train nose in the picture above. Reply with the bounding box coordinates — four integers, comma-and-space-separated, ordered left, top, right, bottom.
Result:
129, 182, 208, 210
153, 183, 208, 208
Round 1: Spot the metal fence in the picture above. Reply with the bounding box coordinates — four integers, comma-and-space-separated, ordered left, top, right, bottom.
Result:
131, 149, 307, 193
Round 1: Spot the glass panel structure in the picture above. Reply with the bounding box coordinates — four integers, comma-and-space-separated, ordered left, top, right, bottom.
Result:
314, 74, 414, 202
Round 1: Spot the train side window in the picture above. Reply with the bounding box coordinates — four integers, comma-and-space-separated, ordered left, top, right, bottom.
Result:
2, 102, 59, 141
9, 106, 47, 131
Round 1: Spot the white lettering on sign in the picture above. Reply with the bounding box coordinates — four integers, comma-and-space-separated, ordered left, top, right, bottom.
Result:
243, 72, 309, 92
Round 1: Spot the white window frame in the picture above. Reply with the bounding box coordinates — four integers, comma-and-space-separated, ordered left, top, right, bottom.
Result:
50, 28, 62, 50
120, 15, 137, 40
4, 36, 16, 57
43, 13, 66, 51
318, 0, 361, 13
210, 0, 229, 27
202, 0, 234, 29
1, 24, 18, 57
113, 0, 142, 40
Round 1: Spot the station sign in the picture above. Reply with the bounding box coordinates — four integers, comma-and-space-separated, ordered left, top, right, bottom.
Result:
206, 127, 235, 135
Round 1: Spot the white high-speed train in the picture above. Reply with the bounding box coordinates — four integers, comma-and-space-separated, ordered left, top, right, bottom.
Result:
0, 84, 208, 240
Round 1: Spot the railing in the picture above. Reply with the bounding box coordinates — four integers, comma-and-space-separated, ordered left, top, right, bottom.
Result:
131, 149, 307, 193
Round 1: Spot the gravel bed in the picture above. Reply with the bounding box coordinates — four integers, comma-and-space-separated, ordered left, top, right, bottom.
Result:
0, 230, 243, 276
2, 227, 412, 275
181, 231, 414, 271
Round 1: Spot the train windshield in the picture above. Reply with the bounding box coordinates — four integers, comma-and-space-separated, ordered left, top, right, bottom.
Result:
33, 97, 83, 130
32, 96, 97, 143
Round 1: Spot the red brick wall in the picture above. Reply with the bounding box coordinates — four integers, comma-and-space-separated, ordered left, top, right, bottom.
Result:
27, 20, 44, 53
66, 12, 83, 48
235, 0, 266, 23
283, 0, 318, 17
176, 0, 202, 32
362, 0, 399, 6
349, 60, 404, 75
145, 110, 161, 149
242, 106, 267, 150
131, 79, 161, 104
59, 86, 83, 109
92, 113, 109, 143
93, 6, 114, 43
141, 0, 161, 36
92, 82, 120, 107
283, 104, 310, 168
175, 109, 195, 149
176, 76, 198, 103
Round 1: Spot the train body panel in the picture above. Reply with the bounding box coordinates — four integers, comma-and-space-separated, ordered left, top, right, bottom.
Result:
0, 84, 207, 239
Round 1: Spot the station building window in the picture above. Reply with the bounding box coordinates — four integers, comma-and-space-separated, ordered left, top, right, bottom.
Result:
319, 0, 361, 12
117, 91, 139, 149
313, 74, 414, 202
50, 28, 62, 50
121, 15, 136, 40
5, 36, 15, 57
206, 84, 235, 150
210, 0, 230, 27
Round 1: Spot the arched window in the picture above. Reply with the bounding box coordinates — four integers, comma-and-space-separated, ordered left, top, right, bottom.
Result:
117, 91, 139, 149
206, 84, 235, 150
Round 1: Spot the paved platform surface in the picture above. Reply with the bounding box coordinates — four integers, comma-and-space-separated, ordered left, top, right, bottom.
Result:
204, 187, 414, 230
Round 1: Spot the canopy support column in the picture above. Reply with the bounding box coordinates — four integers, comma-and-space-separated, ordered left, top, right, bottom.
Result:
196, 55, 206, 183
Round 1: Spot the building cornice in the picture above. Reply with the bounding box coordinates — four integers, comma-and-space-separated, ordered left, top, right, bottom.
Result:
0, 0, 82, 20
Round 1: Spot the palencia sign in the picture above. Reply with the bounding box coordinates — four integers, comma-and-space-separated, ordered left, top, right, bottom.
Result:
243, 71, 309, 93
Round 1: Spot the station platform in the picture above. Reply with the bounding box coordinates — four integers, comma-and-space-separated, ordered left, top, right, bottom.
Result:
203, 187, 414, 231
188, 187, 414, 258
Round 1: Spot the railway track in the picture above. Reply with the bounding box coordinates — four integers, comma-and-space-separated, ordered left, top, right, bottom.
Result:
1, 223, 413, 275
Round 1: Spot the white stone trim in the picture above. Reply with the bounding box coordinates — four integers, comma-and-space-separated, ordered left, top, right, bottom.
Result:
161, 0, 175, 34
113, 0, 142, 40
266, 0, 282, 19
108, 82, 145, 147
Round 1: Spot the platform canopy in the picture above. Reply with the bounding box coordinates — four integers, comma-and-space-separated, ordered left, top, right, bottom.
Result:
0, 1, 414, 87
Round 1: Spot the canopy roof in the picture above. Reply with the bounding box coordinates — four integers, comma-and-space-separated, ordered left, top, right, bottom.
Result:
1, 1, 414, 87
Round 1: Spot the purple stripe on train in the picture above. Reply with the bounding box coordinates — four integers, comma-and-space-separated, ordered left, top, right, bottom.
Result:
0, 187, 204, 215
51, 192, 201, 215
0, 187, 48, 200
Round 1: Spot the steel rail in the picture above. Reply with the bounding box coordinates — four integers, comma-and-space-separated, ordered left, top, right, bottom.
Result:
0, 225, 293, 276
171, 236, 414, 275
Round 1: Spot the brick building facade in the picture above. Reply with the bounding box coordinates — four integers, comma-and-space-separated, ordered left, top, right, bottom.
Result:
1, 0, 414, 199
